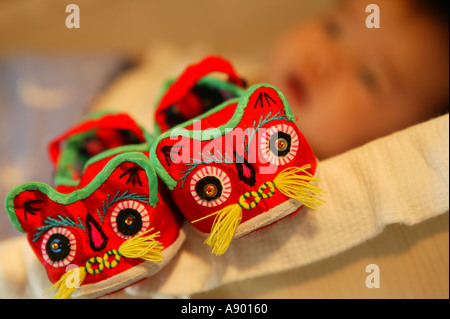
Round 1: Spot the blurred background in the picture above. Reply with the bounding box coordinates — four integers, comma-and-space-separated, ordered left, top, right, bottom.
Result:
0, 0, 334, 58
0, 0, 336, 240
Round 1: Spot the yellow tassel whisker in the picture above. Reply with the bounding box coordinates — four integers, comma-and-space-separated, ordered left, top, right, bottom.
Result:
192, 210, 223, 224
44, 266, 87, 299
118, 228, 164, 262
191, 165, 324, 256
203, 203, 242, 256
273, 165, 325, 210
42, 229, 164, 298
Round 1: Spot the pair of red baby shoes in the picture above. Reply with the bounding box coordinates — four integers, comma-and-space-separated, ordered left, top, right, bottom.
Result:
5, 56, 323, 298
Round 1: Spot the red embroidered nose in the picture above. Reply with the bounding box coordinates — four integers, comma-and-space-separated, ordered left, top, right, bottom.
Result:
235, 153, 256, 187
86, 214, 108, 252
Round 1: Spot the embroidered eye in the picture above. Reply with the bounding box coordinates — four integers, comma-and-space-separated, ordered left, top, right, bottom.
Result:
260, 124, 299, 165
110, 200, 150, 239
41, 227, 76, 267
190, 166, 231, 207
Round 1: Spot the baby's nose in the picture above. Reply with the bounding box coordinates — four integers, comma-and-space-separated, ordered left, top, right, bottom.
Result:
304, 48, 337, 85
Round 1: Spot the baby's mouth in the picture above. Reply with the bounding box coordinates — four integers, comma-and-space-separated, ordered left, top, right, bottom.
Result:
285, 72, 307, 107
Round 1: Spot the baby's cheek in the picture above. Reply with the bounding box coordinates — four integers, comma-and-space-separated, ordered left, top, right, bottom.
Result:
303, 100, 374, 158
313, 121, 354, 158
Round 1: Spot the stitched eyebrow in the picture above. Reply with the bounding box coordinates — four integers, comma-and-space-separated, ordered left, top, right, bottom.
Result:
32, 191, 149, 242
177, 149, 234, 189
97, 190, 149, 223
33, 215, 86, 243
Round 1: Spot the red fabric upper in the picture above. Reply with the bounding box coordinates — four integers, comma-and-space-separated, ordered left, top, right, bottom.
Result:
155, 55, 245, 133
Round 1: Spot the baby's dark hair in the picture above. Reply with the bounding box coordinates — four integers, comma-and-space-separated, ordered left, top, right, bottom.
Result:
413, 0, 449, 116
412, 0, 449, 28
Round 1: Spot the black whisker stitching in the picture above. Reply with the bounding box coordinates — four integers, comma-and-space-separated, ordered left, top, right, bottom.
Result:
120, 166, 144, 187
22, 200, 43, 220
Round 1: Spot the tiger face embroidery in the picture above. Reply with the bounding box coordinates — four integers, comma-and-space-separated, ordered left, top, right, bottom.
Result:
151, 84, 324, 255
6, 150, 184, 298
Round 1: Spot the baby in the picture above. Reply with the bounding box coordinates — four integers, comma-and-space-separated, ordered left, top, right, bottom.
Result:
265, 0, 449, 159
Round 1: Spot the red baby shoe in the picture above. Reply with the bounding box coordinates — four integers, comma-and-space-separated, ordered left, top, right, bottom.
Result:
154, 55, 246, 134
5, 113, 185, 298
47, 111, 153, 193
150, 83, 324, 256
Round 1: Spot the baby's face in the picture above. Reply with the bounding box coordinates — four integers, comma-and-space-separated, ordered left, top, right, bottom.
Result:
267, 0, 448, 159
